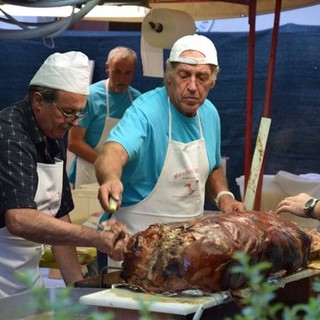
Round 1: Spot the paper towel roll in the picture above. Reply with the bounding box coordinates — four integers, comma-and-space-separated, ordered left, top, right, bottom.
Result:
141, 8, 196, 49
141, 35, 164, 77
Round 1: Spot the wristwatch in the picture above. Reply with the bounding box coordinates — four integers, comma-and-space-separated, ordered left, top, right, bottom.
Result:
303, 198, 319, 217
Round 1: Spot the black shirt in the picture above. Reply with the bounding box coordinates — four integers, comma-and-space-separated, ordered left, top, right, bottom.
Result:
0, 98, 74, 228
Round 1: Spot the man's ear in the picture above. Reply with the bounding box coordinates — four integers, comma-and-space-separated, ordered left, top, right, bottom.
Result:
105, 62, 110, 75
32, 92, 43, 111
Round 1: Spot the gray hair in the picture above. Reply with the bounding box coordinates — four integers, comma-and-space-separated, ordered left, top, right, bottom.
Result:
107, 46, 137, 64
28, 85, 59, 102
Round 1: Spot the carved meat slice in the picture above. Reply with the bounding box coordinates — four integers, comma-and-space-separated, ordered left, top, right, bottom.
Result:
121, 211, 311, 293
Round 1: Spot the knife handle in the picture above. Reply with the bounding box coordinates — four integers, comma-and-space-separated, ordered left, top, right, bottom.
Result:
109, 197, 118, 213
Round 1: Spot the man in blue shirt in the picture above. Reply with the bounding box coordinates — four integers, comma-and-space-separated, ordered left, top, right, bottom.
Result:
68, 46, 141, 188
96, 34, 245, 237
96, 34, 244, 270
96, 35, 244, 270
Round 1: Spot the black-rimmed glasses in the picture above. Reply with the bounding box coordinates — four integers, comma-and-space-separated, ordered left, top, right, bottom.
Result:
43, 95, 87, 123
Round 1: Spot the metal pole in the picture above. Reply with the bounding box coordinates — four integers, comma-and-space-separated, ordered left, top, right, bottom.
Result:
254, 0, 282, 210
244, 0, 257, 193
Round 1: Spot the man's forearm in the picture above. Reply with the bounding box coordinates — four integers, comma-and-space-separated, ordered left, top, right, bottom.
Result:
95, 142, 127, 185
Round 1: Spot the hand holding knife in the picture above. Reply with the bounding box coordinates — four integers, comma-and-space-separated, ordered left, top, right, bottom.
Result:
108, 197, 118, 216
98, 197, 119, 225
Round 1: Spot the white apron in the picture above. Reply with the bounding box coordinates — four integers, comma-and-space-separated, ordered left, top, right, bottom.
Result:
107, 99, 210, 270
75, 80, 133, 188
0, 158, 63, 298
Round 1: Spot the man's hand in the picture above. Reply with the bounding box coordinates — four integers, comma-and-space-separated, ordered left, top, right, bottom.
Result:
219, 197, 245, 213
99, 219, 129, 260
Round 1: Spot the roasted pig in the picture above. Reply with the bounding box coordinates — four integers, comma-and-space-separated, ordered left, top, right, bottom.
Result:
121, 211, 311, 293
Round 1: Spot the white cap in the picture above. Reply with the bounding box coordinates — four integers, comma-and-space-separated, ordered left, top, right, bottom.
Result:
30, 51, 90, 95
169, 34, 218, 66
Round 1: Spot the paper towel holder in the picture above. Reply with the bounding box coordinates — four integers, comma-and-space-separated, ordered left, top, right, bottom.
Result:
149, 21, 163, 33
141, 8, 196, 49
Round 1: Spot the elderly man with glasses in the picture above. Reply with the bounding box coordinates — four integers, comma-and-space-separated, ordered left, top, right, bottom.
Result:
0, 51, 129, 298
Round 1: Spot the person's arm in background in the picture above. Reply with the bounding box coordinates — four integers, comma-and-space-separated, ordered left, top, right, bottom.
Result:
95, 141, 129, 212
205, 166, 245, 213
68, 126, 98, 164
275, 192, 320, 220
51, 213, 84, 285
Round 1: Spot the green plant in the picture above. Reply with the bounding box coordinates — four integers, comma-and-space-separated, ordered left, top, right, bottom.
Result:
282, 278, 320, 320
225, 251, 283, 320
16, 269, 91, 319
226, 251, 320, 320
15, 256, 320, 320
15, 268, 155, 319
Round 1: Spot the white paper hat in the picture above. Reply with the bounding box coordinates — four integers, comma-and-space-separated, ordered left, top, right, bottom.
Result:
169, 34, 218, 66
30, 51, 90, 95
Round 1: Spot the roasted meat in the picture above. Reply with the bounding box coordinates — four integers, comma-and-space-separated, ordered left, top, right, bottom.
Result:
121, 211, 311, 293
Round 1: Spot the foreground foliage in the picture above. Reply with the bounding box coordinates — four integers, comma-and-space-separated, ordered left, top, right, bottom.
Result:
15, 252, 320, 319
228, 251, 320, 320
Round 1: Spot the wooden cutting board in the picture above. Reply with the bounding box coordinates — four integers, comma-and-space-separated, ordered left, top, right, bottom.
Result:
79, 287, 232, 316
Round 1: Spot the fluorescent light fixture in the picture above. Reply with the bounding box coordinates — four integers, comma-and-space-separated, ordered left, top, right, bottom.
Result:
0, 4, 75, 17
0, 4, 150, 23
85, 5, 150, 22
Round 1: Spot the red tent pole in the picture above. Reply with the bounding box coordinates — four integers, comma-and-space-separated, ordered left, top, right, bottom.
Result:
263, 0, 282, 118
254, 0, 282, 210
244, 0, 257, 193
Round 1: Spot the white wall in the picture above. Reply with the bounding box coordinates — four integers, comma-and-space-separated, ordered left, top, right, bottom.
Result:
196, 4, 320, 32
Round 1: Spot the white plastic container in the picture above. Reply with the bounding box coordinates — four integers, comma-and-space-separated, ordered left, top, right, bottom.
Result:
236, 174, 319, 229
69, 185, 102, 225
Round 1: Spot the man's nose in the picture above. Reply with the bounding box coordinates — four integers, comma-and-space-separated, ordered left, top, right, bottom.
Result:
187, 76, 197, 90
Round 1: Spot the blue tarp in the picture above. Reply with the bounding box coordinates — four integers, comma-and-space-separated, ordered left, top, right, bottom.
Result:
0, 24, 319, 204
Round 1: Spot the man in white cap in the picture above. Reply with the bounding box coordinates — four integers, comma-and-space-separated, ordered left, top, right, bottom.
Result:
0, 51, 128, 298
95, 35, 245, 268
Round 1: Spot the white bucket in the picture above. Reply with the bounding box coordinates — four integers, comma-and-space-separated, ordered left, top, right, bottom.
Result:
235, 174, 320, 229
